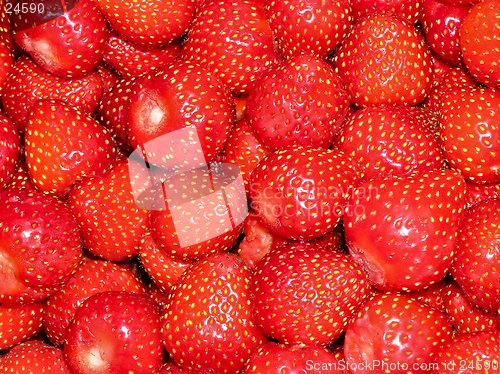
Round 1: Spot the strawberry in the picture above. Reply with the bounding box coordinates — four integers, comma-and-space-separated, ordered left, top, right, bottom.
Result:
162, 253, 265, 373
443, 282, 497, 334
451, 198, 500, 312
42, 259, 147, 346
127, 60, 235, 162
250, 147, 356, 240
12, 0, 108, 78
251, 242, 371, 346
0, 340, 72, 373
0, 0, 15, 52
438, 87, 500, 184
64, 291, 164, 374
246, 54, 350, 150
344, 169, 467, 291
159, 362, 191, 373
334, 105, 445, 180
351, 0, 423, 23
67, 160, 149, 262
103, 33, 181, 78
460, 0, 500, 87
1, 56, 104, 131
139, 232, 190, 294
0, 114, 20, 189
243, 342, 346, 373
181, 0, 277, 94
466, 181, 500, 206
5, 161, 36, 192
0, 301, 44, 350
409, 280, 449, 312
0, 41, 13, 92
94, 0, 195, 47
431, 330, 499, 374
223, 119, 268, 194
344, 293, 453, 374
95, 64, 119, 93
422, 0, 470, 66
0, 188, 82, 299
264, 0, 352, 59
25, 99, 117, 196
333, 14, 433, 106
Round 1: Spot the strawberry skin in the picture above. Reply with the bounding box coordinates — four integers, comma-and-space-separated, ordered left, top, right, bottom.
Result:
344, 293, 453, 374
0, 114, 20, 189
333, 14, 433, 106
162, 253, 265, 373
344, 169, 467, 291
246, 54, 350, 150
64, 291, 164, 374
251, 242, 371, 346
351, 0, 423, 23
250, 147, 356, 240
0, 41, 13, 93
13, 0, 108, 78
0, 301, 44, 350
25, 99, 117, 196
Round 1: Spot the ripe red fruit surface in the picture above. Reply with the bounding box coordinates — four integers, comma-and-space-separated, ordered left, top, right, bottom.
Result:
460, 0, 500, 87
250, 147, 356, 240
246, 54, 349, 150
251, 242, 371, 346
0, 42, 13, 93
333, 14, 433, 106
466, 181, 500, 206
1, 56, 104, 131
64, 291, 164, 374
0, 302, 44, 350
0, 114, 20, 189
334, 105, 444, 180
0, 188, 82, 299
94, 0, 195, 47
351, 0, 423, 23
344, 169, 467, 291
162, 253, 265, 373
264, 0, 352, 59
25, 99, 117, 196
12, 0, 108, 78
451, 198, 500, 313
181, 0, 277, 94
344, 293, 453, 374
43, 259, 146, 346
0, 340, 72, 374
438, 87, 500, 184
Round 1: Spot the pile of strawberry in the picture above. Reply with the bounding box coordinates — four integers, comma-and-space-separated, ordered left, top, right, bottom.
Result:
0, 0, 499, 373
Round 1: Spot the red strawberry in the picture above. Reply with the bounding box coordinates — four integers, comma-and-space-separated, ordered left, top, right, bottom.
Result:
162, 253, 265, 373
466, 181, 500, 207
351, 0, 423, 23
67, 160, 149, 261
250, 147, 356, 240
223, 119, 268, 194
431, 331, 499, 374
147, 283, 170, 310
12, 0, 108, 78
181, 0, 277, 94
42, 259, 147, 346
264, 0, 352, 59
0, 114, 20, 189
5, 161, 36, 192
64, 291, 164, 374
344, 169, 467, 291
251, 242, 371, 346
344, 293, 453, 374
422, 0, 470, 66
243, 342, 346, 373
0, 188, 82, 299
0, 301, 44, 350
139, 232, 190, 293
409, 280, 449, 312
1, 56, 104, 130
159, 362, 191, 373
460, 0, 500, 87
334, 105, 445, 180
333, 14, 433, 106
127, 60, 235, 162
0, 41, 13, 92
430, 53, 453, 84
0, 340, 72, 374
451, 198, 500, 312
94, 0, 195, 47
246, 54, 350, 150
0, 0, 15, 52
438, 87, 500, 184
443, 282, 497, 334
103, 33, 181, 78
25, 99, 117, 196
